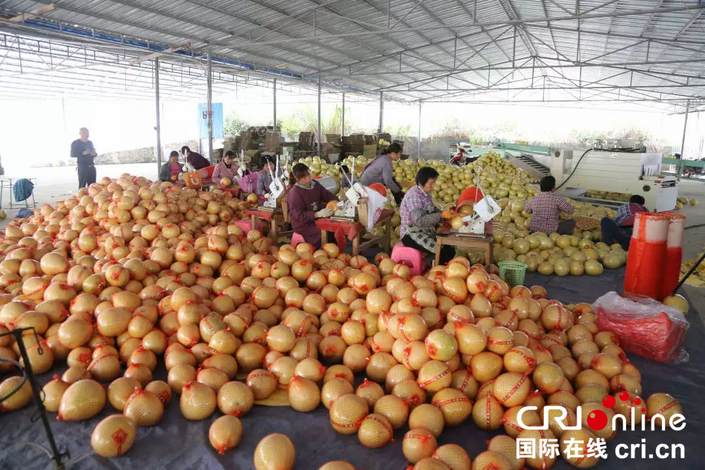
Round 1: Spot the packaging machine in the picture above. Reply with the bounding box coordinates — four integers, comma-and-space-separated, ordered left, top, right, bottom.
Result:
549, 149, 678, 212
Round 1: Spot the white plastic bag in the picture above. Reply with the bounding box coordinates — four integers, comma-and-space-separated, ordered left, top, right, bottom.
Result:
363, 185, 387, 231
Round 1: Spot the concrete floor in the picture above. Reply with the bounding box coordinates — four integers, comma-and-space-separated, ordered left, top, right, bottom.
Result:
0, 163, 159, 215
1, 163, 704, 321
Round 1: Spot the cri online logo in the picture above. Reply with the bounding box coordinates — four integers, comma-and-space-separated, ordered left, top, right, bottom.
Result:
517, 391, 686, 432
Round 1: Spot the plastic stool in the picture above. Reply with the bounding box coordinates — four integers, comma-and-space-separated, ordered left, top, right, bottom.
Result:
291, 233, 305, 247
391, 244, 425, 276
234, 219, 251, 235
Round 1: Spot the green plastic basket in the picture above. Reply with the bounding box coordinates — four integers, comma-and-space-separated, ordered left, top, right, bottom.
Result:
498, 261, 528, 287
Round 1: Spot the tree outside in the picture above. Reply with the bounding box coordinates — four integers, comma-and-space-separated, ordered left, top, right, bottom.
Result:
224, 104, 660, 152
279, 105, 347, 141
224, 112, 250, 137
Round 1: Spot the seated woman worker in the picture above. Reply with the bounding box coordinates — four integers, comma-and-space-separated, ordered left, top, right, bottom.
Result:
212, 151, 239, 187
400, 167, 455, 265
359, 142, 404, 204
256, 155, 284, 196
285, 163, 339, 249
159, 151, 184, 182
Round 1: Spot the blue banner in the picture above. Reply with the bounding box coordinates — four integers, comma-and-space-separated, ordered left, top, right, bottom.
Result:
198, 103, 223, 139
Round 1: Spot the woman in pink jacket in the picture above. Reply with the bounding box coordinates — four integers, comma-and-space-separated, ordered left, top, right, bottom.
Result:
212, 151, 239, 186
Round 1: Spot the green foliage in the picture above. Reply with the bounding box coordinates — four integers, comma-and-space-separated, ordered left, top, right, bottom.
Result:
424, 118, 656, 150
384, 123, 413, 137
279, 105, 349, 140
563, 126, 655, 147
224, 112, 250, 137
425, 118, 503, 144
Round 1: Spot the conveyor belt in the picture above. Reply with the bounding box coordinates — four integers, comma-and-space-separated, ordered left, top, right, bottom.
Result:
569, 195, 624, 209
506, 153, 551, 179
562, 188, 625, 209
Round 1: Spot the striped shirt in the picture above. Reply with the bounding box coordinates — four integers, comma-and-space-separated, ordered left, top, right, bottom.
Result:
400, 185, 440, 238
524, 191, 574, 233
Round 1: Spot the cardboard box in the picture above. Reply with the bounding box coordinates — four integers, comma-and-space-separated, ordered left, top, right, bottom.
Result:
299, 132, 316, 151
374, 133, 392, 144
265, 131, 281, 153
363, 145, 377, 158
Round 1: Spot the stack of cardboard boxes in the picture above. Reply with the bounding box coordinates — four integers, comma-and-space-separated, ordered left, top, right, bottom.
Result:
264, 130, 281, 153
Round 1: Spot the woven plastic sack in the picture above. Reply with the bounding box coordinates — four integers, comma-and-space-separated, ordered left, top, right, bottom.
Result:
592, 291, 689, 363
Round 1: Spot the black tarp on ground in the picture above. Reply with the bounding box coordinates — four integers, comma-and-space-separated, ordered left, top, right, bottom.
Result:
1, 268, 704, 470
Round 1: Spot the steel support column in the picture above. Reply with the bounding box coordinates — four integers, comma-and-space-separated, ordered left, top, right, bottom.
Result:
379, 92, 384, 133
341, 92, 346, 137
61, 95, 66, 137
207, 52, 213, 163
680, 99, 690, 156
155, 58, 162, 168
318, 79, 322, 156
273, 78, 277, 128
417, 101, 422, 160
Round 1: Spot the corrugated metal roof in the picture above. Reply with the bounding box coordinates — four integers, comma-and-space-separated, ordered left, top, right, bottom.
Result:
0, 0, 704, 108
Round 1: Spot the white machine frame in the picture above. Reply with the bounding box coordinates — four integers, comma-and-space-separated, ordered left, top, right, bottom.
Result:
549, 149, 678, 212
262, 154, 289, 209
333, 156, 366, 220
456, 167, 501, 235
458, 195, 501, 235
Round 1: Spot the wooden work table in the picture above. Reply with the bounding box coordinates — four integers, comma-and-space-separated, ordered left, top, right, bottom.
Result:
246, 207, 292, 243
316, 209, 394, 256
435, 233, 493, 267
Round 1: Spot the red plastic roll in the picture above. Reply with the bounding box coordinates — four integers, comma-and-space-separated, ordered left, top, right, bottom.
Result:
660, 213, 685, 300
623, 213, 669, 299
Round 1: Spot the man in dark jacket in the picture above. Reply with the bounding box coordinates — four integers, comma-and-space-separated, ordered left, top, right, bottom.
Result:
159, 151, 184, 182
70, 127, 97, 189
182, 146, 210, 169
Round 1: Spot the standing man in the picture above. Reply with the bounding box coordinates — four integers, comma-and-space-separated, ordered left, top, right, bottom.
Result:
181, 146, 210, 170
70, 127, 97, 189
359, 143, 404, 204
